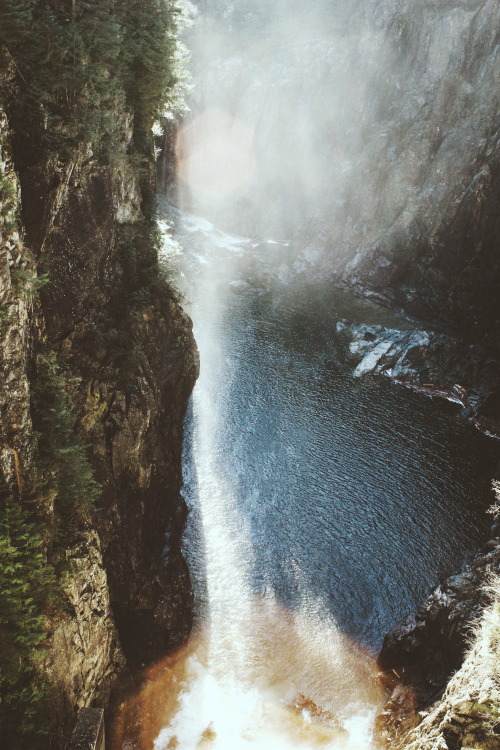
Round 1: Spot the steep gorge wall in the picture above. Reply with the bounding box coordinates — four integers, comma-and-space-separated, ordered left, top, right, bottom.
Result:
342, 0, 500, 349
0, 20, 197, 747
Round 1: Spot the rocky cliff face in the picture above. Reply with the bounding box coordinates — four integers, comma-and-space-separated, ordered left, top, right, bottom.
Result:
185, 0, 499, 340
0, 46, 197, 747
179, 0, 500, 416
341, 0, 500, 347
378, 535, 500, 705
44, 532, 124, 743
182, 0, 500, 421
377, 539, 500, 750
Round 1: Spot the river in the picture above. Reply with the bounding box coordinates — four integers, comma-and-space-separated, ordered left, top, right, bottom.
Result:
110, 1, 500, 744
110, 207, 499, 750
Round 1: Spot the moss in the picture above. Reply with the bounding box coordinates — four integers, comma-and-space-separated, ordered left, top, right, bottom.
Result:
0, 156, 19, 234
79, 383, 109, 434
0, 304, 14, 333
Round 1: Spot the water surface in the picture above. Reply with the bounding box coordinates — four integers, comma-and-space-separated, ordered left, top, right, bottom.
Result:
183, 274, 499, 648
113, 211, 499, 750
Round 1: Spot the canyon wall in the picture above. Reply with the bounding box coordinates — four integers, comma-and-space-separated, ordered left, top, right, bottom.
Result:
1, 0, 498, 747
184, 0, 499, 344
0, 7, 197, 744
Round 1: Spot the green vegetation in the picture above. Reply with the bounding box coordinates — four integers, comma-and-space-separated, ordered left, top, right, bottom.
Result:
120, 0, 190, 155
0, 2, 191, 746
0, 350, 100, 747
0, 159, 19, 233
79, 217, 180, 390
0, 0, 190, 164
0, 493, 55, 748
12, 269, 50, 298
31, 351, 100, 537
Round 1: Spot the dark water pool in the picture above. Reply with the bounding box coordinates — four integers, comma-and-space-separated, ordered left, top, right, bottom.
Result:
183, 281, 499, 649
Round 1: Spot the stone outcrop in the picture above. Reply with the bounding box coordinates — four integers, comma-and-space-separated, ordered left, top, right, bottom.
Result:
342, 0, 500, 347
380, 579, 500, 750
45, 533, 124, 745
0, 105, 37, 504
344, 322, 500, 437
375, 539, 500, 748
379, 539, 500, 706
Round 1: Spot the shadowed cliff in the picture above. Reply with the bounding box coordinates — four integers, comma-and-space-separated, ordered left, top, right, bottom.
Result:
0, 3, 197, 747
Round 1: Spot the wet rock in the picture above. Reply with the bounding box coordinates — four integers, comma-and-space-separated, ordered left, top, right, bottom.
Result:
378, 541, 500, 709
346, 321, 500, 437
353, 339, 395, 376
349, 324, 431, 381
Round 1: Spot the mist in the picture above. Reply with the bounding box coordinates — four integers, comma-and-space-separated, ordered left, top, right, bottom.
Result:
173, 0, 499, 281
136, 3, 500, 749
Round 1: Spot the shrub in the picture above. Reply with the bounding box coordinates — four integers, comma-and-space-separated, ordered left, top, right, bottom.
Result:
0, 491, 56, 747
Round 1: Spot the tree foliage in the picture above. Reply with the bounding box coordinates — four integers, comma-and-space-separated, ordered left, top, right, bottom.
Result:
32, 351, 100, 535
0, 0, 190, 161
0, 492, 55, 748
0, 349, 100, 747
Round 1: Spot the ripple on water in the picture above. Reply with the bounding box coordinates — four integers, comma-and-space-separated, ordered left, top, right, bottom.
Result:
112, 214, 499, 750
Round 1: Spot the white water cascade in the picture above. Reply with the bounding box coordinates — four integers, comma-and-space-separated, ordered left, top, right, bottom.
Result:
110, 3, 500, 746
147, 211, 384, 750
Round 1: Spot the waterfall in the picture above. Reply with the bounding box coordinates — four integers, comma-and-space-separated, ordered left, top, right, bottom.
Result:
111, 204, 500, 750
146, 209, 384, 750
110, 2, 500, 746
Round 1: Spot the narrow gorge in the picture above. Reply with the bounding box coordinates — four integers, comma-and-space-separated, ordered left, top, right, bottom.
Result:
1, 1, 499, 750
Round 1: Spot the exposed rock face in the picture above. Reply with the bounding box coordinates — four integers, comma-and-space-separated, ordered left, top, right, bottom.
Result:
186, 1, 500, 333
341, 0, 500, 349
45, 533, 124, 744
345, 322, 500, 436
379, 540, 500, 707
0, 104, 38, 501
73, 290, 198, 664
375, 537, 500, 748
388, 586, 500, 750
0, 53, 197, 745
